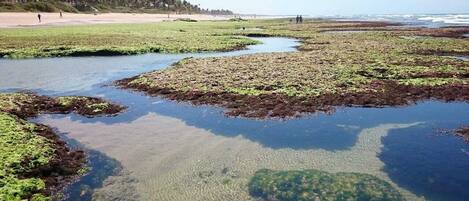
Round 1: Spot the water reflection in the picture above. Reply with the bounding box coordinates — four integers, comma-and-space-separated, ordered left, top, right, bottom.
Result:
381, 123, 469, 201
45, 86, 469, 151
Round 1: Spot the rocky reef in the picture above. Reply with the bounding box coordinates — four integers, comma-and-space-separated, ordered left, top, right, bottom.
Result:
0, 92, 124, 200
248, 169, 404, 201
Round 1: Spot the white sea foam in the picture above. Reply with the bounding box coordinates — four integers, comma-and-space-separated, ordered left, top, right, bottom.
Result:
418, 14, 469, 24
329, 14, 469, 27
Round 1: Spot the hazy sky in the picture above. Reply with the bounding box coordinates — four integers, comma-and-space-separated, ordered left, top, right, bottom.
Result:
189, 0, 469, 16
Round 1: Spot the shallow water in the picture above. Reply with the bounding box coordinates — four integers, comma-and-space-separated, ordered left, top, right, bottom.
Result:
452, 55, 469, 61
0, 37, 297, 94
381, 123, 469, 201
1, 37, 468, 201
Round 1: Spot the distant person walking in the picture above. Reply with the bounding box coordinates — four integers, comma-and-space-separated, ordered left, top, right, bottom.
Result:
296, 15, 299, 24
60, 11, 63, 18
300, 15, 303, 23
37, 13, 41, 23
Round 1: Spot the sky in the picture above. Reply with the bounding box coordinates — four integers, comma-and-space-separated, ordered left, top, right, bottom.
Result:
189, 0, 469, 16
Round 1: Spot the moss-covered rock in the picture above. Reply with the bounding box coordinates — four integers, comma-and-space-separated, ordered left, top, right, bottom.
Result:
0, 92, 125, 118
0, 92, 125, 200
0, 112, 53, 201
116, 20, 468, 119
56, 96, 123, 116
0, 22, 259, 58
249, 169, 404, 201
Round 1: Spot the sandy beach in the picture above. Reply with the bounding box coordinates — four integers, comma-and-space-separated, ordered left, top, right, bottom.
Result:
0, 12, 233, 28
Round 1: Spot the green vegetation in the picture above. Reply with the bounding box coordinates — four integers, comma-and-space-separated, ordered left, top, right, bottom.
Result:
57, 96, 115, 114
56, 96, 110, 113
0, 92, 124, 117
0, 21, 260, 58
56, 96, 82, 107
249, 169, 404, 201
119, 19, 468, 118
229, 17, 248, 22
0, 0, 233, 14
1, 19, 468, 117
175, 18, 198, 22
0, 112, 53, 201
0, 92, 40, 113
128, 20, 468, 97
0, 1, 78, 12
0, 92, 123, 200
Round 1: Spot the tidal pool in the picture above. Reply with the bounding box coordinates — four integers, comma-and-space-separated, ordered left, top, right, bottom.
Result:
1, 37, 468, 201
452, 55, 469, 61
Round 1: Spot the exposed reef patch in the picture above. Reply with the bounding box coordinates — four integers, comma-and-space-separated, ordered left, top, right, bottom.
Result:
0, 92, 124, 200
116, 20, 468, 119
248, 169, 404, 201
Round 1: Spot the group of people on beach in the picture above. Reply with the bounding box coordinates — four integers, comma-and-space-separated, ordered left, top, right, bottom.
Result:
290, 15, 303, 24
295, 15, 303, 24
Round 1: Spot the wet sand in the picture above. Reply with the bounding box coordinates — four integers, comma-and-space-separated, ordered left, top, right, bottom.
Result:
40, 113, 424, 201
0, 12, 231, 28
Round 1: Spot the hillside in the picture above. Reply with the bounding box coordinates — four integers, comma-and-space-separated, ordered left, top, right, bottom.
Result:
0, 0, 233, 14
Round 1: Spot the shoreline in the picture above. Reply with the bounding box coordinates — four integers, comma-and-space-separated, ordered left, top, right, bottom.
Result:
116, 78, 469, 119
0, 12, 234, 28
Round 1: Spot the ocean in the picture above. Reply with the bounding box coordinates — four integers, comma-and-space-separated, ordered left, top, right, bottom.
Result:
324, 14, 469, 28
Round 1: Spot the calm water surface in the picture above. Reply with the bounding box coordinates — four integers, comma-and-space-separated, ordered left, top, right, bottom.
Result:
0, 37, 468, 201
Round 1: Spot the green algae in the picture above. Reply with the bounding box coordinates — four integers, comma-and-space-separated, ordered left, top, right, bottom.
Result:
122, 20, 468, 111
0, 112, 53, 201
249, 169, 404, 201
57, 96, 123, 116
56, 96, 86, 107
0, 92, 39, 114
0, 92, 124, 200
0, 21, 261, 58
57, 96, 113, 113
86, 102, 111, 113
1, 93, 124, 117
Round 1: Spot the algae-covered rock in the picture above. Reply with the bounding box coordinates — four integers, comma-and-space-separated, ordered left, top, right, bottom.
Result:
56, 96, 122, 116
0, 92, 125, 118
249, 169, 404, 201
0, 112, 53, 201
116, 20, 469, 119
454, 126, 469, 143
0, 92, 125, 200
